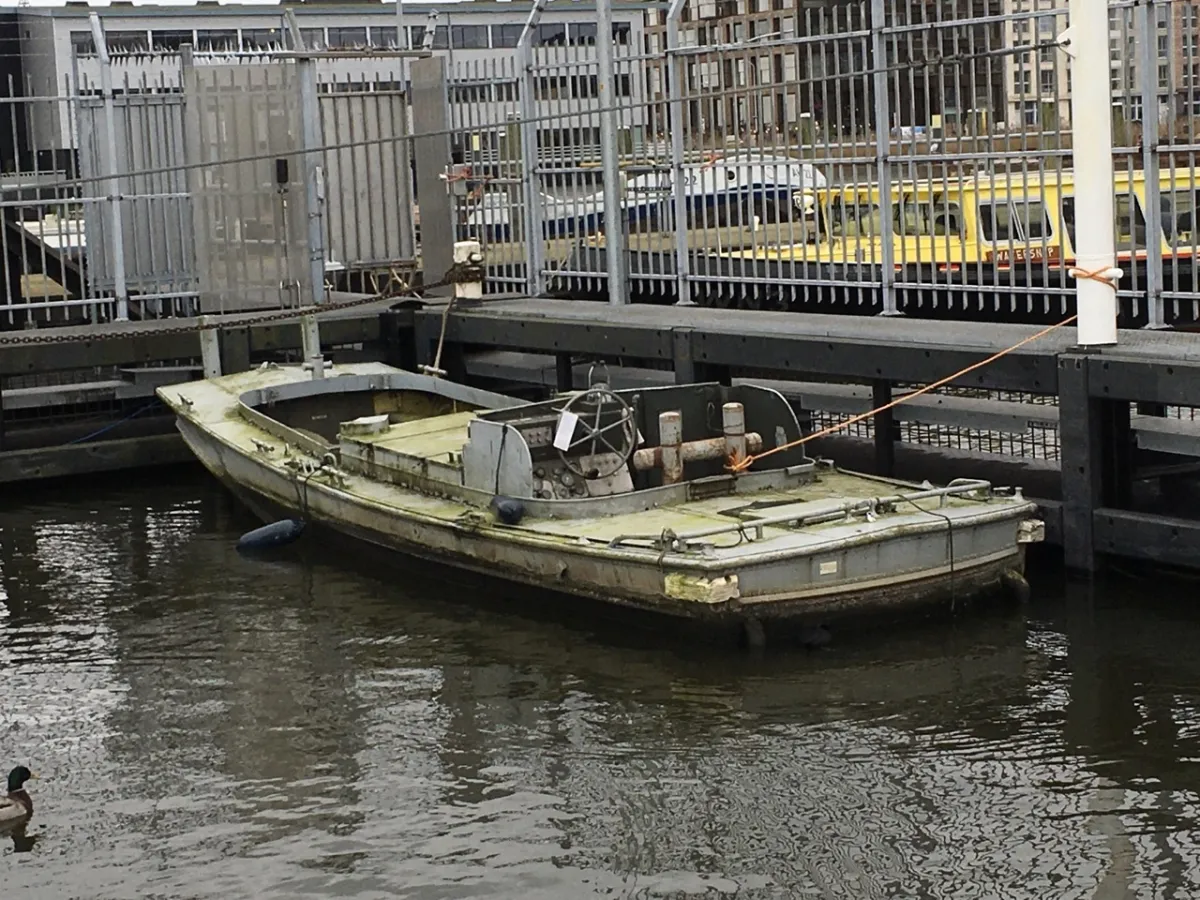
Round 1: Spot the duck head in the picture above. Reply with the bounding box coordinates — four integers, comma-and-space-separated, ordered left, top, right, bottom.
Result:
7, 766, 34, 794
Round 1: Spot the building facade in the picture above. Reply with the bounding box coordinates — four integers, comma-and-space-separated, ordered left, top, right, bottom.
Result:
15, 0, 650, 153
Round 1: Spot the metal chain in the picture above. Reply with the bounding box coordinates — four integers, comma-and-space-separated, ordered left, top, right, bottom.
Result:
0, 273, 461, 348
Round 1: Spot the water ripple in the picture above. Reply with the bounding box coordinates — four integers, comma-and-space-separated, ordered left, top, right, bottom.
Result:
4, 475, 1200, 898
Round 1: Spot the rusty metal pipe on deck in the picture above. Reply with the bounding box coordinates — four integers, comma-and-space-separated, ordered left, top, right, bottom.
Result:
632, 433, 765, 480
633, 405, 763, 483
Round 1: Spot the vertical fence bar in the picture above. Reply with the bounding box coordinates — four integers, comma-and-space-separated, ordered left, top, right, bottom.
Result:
298, 55, 327, 306
517, 2, 546, 297
89, 13, 128, 321
869, 0, 897, 317
666, 0, 691, 306
596, 0, 627, 306
1140, 0, 1165, 329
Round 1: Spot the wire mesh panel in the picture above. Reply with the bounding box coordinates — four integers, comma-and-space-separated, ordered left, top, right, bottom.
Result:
76, 80, 195, 312
318, 77, 416, 282
448, 55, 526, 294
0, 79, 95, 328
184, 61, 310, 314
1144, 0, 1200, 328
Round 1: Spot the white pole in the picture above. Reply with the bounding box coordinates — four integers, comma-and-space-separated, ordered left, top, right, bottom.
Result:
1067, 0, 1119, 346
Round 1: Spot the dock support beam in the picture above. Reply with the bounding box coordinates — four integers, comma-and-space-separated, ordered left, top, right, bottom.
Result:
1059, 353, 1133, 573
872, 379, 896, 476
555, 354, 574, 393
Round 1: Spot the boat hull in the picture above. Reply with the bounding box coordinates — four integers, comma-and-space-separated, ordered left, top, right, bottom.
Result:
177, 415, 1029, 635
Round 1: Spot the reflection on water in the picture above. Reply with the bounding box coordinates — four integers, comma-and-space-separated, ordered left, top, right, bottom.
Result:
3, 472, 1200, 898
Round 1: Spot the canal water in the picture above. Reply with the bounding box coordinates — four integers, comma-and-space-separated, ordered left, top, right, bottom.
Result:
3, 470, 1199, 899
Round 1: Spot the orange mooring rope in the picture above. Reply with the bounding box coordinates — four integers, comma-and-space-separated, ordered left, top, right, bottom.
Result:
726, 313, 1080, 474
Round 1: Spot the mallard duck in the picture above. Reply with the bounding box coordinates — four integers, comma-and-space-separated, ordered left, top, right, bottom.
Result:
0, 766, 35, 828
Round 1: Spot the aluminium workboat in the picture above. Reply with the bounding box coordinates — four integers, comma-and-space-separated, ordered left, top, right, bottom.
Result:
156, 361, 1043, 643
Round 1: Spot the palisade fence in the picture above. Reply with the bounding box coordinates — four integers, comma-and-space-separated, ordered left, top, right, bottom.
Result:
8, 0, 1200, 330
1, 40, 415, 327
438, 0, 1200, 330
2, 2, 1200, 461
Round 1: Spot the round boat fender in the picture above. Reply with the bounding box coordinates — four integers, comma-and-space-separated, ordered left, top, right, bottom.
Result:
236, 519, 307, 554
1001, 569, 1031, 604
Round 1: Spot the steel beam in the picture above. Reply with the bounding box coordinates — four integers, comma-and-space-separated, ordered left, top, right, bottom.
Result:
872, 380, 895, 476
431, 310, 673, 361
689, 331, 1058, 393
1058, 354, 1101, 572
1092, 508, 1200, 569
1086, 356, 1200, 407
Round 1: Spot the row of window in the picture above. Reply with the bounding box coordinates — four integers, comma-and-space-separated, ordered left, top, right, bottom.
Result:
450, 75, 636, 104
827, 190, 1199, 251
69, 22, 633, 56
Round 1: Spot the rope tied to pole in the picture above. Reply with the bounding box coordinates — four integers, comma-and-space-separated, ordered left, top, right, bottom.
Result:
725, 313, 1080, 474
1068, 265, 1123, 291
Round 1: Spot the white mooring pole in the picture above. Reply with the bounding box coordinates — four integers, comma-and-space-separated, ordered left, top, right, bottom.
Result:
1065, 0, 1119, 347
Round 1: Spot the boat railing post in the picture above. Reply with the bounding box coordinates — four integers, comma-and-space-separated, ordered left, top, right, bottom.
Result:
722, 402, 747, 461
301, 314, 324, 379
1066, 0, 1119, 346
659, 410, 684, 484
199, 318, 222, 379
453, 239, 484, 302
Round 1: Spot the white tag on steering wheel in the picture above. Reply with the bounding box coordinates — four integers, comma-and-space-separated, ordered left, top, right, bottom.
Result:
553, 410, 579, 451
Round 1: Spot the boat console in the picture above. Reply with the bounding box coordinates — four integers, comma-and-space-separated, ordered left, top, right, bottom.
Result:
459, 380, 815, 504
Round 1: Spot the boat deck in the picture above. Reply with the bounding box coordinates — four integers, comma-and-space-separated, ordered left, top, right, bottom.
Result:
364, 410, 477, 463
511, 468, 1002, 558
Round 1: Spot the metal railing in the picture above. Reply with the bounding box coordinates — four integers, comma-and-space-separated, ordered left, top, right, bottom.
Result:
10, 1, 1200, 331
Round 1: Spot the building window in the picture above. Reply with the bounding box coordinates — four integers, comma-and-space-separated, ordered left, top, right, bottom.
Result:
572, 23, 598, 45
151, 31, 193, 52
196, 30, 238, 52
105, 31, 150, 53
242, 29, 283, 51
70, 31, 95, 56
327, 27, 367, 48
535, 23, 567, 46
300, 28, 325, 49
613, 22, 632, 44
493, 25, 523, 48
451, 25, 488, 49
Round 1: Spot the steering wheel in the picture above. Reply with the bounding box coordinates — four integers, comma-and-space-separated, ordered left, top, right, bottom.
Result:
555, 386, 637, 480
